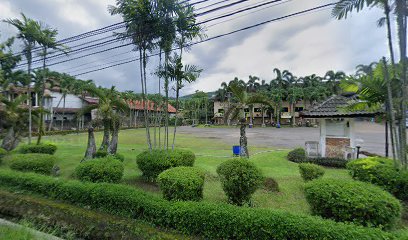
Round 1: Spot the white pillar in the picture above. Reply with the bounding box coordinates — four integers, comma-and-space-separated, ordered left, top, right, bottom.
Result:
320, 119, 326, 157
348, 118, 355, 148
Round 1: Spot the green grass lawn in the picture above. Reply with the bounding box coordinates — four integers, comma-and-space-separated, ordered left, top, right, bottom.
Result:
1, 128, 352, 216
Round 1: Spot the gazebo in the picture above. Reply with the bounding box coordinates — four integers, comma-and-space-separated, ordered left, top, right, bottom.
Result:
301, 94, 381, 159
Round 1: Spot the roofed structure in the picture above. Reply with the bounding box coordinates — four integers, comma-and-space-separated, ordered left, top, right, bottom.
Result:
301, 94, 382, 118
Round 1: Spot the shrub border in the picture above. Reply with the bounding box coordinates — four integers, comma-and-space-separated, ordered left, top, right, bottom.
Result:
0, 169, 397, 240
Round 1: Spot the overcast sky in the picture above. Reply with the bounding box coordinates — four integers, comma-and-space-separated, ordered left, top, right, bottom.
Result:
0, 0, 390, 96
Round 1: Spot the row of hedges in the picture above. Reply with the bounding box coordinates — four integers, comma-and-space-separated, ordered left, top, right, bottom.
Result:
0, 190, 187, 240
347, 157, 408, 201
136, 149, 195, 181
0, 169, 397, 239
305, 178, 401, 229
287, 148, 348, 168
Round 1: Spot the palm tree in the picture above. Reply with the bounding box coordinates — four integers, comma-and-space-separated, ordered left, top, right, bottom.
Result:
79, 86, 129, 154
270, 68, 289, 126
36, 25, 67, 144
4, 13, 42, 144
324, 70, 346, 94
224, 81, 269, 158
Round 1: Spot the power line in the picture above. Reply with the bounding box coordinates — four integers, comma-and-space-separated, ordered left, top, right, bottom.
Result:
73, 2, 337, 77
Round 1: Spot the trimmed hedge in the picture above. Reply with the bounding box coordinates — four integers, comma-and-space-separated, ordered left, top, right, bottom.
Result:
305, 178, 401, 229
217, 159, 263, 206
0, 169, 398, 239
8, 154, 56, 175
75, 157, 124, 183
298, 163, 325, 181
20, 143, 57, 155
158, 167, 204, 201
287, 148, 306, 162
136, 149, 195, 181
0, 190, 187, 240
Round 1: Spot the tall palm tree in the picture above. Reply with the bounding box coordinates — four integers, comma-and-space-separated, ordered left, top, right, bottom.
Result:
4, 13, 42, 144
36, 25, 67, 144
224, 81, 269, 158
324, 70, 346, 94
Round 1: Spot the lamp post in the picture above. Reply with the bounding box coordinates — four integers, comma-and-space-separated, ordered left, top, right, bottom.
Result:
355, 138, 364, 159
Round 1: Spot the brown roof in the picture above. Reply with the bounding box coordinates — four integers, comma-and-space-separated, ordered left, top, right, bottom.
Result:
301, 94, 382, 118
128, 100, 176, 113
82, 97, 99, 104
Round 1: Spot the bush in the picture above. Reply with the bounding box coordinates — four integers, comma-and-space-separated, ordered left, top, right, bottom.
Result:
0, 169, 397, 239
262, 177, 279, 192
158, 167, 204, 201
299, 163, 325, 181
287, 148, 306, 163
307, 157, 348, 168
0, 148, 7, 164
111, 153, 125, 162
217, 159, 263, 206
136, 149, 195, 181
8, 154, 56, 175
75, 157, 124, 183
20, 143, 57, 155
305, 178, 401, 229
94, 149, 108, 158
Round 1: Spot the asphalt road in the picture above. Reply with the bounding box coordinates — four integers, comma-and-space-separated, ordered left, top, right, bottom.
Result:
178, 121, 400, 156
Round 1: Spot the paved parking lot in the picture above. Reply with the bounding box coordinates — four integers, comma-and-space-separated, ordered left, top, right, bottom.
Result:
178, 122, 400, 156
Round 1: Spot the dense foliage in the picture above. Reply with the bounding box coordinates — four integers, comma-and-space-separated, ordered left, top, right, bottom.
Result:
19, 143, 57, 155
347, 157, 408, 201
158, 167, 204, 201
0, 148, 7, 163
305, 178, 401, 229
94, 150, 124, 162
8, 154, 56, 175
136, 149, 195, 181
298, 163, 325, 181
75, 157, 124, 183
287, 148, 306, 162
0, 169, 397, 239
216, 159, 263, 206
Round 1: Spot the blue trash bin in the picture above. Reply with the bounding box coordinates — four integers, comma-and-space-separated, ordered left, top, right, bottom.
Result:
232, 146, 240, 156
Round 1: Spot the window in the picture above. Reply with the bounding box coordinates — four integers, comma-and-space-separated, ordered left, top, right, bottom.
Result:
254, 108, 262, 112
63, 117, 67, 120
218, 109, 224, 113
244, 108, 249, 112
282, 107, 289, 112
295, 107, 304, 112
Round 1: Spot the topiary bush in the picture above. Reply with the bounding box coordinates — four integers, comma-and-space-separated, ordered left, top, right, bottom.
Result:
136, 149, 195, 181
157, 167, 204, 201
305, 178, 401, 229
299, 163, 325, 181
111, 153, 125, 162
8, 154, 56, 175
75, 157, 124, 183
217, 159, 263, 206
20, 143, 57, 155
287, 148, 306, 163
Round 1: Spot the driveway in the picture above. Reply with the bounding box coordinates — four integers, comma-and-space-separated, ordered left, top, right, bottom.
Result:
178, 121, 397, 156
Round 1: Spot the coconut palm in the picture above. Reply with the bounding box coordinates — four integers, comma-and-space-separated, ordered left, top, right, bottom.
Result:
224, 81, 269, 158
4, 13, 42, 144
324, 70, 346, 94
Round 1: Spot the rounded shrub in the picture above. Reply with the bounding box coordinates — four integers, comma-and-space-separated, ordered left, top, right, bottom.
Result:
8, 153, 56, 175
94, 149, 108, 158
157, 167, 204, 201
263, 177, 279, 192
305, 178, 401, 229
287, 148, 306, 163
111, 153, 125, 162
299, 163, 325, 181
136, 149, 196, 181
75, 157, 124, 183
217, 159, 263, 206
20, 143, 57, 155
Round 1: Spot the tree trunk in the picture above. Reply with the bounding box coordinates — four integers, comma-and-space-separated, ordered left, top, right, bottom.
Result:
171, 79, 180, 151
48, 95, 63, 131
164, 53, 170, 150
108, 120, 120, 154
1, 127, 19, 151
139, 49, 151, 151
100, 119, 110, 150
27, 52, 32, 144
37, 49, 47, 145
143, 49, 152, 150
239, 119, 249, 158
84, 127, 96, 160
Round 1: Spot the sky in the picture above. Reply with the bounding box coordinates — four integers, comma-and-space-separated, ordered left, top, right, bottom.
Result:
0, 0, 391, 96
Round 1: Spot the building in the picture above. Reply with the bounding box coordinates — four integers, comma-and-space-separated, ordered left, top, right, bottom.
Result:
213, 100, 312, 126
301, 94, 381, 159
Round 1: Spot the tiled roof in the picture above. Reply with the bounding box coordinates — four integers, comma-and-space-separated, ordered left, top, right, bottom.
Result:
127, 100, 176, 113
301, 94, 381, 118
